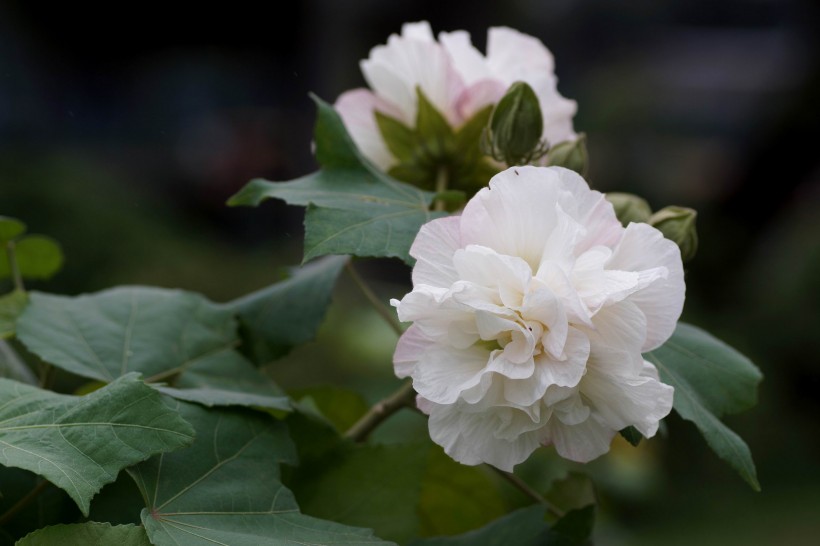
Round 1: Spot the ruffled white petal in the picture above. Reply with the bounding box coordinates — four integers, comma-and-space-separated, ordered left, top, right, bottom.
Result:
438, 30, 489, 85
426, 402, 544, 471
461, 167, 567, 270
362, 23, 462, 125
410, 216, 463, 288
486, 27, 555, 81
393, 325, 433, 378
607, 223, 685, 351
548, 413, 616, 463
413, 345, 489, 404
394, 165, 684, 469
580, 366, 674, 438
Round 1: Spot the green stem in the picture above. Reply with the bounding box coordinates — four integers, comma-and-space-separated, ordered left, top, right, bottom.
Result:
344, 381, 416, 441
345, 261, 403, 337
434, 167, 448, 212
6, 241, 24, 293
0, 480, 50, 526
489, 466, 565, 518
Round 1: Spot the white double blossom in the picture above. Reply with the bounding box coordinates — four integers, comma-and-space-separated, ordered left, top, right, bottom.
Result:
335, 22, 577, 170
391, 166, 684, 471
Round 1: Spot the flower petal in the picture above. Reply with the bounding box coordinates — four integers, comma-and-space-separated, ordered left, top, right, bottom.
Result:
410, 216, 463, 288
607, 223, 685, 350
413, 345, 489, 404
461, 167, 567, 271
580, 366, 674, 437
439, 30, 489, 85
334, 88, 399, 170
547, 414, 616, 463
486, 27, 555, 81
427, 402, 543, 471
453, 245, 532, 307
393, 325, 434, 378
363, 24, 463, 125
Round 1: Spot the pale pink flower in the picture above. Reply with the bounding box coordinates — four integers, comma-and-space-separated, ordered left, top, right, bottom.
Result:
336, 22, 577, 170
391, 166, 683, 470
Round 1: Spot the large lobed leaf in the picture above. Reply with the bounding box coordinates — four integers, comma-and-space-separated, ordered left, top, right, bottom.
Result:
228, 255, 347, 364
0, 374, 194, 515
410, 505, 595, 546
291, 442, 429, 544
15, 287, 290, 411
228, 97, 446, 264
17, 523, 150, 546
286, 396, 508, 543
645, 321, 763, 490
129, 401, 392, 546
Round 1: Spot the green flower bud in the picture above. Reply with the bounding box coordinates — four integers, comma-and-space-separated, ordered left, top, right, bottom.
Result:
483, 81, 545, 165
605, 192, 653, 227
546, 133, 589, 177
649, 206, 698, 262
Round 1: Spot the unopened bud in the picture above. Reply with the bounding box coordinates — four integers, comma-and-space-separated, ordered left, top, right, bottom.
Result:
649, 206, 698, 262
483, 81, 545, 165
546, 134, 589, 177
605, 192, 652, 227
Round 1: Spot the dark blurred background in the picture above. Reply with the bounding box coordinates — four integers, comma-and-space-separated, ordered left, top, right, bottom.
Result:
2, 1, 819, 544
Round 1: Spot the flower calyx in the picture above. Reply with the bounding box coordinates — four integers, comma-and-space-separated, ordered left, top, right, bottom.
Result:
605, 192, 653, 227
649, 206, 698, 263
546, 133, 589, 177
375, 87, 498, 194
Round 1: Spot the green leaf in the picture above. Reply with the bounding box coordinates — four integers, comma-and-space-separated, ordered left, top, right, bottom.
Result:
17, 523, 151, 546
0, 374, 194, 515
415, 88, 454, 160
418, 446, 507, 537
229, 255, 346, 364
381, 99, 499, 192
413, 504, 595, 546
290, 385, 369, 433
130, 402, 393, 546
15, 287, 291, 412
376, 112, 419, 163
0, 235, 63, 281
228, 97, 443, 264
411, 505, 549, 546
289, 442, 429, 544
0, 340, 36, 384
619, 426, 643, 447
453, 105, 493, 157
644, 322, 763, 490
537, 506, 595, 546
0, 216, 25, 242
544, 473, 596, 514
0, 290, 27, 339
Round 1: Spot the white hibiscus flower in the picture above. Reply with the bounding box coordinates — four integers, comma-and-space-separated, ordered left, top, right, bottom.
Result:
335, 22, 577, 170
391, 166, 684, 471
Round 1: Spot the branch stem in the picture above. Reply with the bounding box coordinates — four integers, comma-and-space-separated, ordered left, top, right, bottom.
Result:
489, 466, 565, 518
345, 261, 403, 337
6, 241, 24, 293
344, 381, 416, 441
